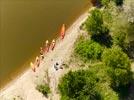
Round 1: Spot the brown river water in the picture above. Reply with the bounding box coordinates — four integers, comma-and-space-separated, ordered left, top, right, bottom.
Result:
0, 0, 90, 88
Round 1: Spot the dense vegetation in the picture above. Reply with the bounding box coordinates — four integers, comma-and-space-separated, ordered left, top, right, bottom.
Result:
112, 31, 128, 51
102, 46, 132, 90
85, 9, 111, 47
58, 63, 121, 100
75, 40, 103, 61
58, 70, 101, 100
58, 0, 133, 99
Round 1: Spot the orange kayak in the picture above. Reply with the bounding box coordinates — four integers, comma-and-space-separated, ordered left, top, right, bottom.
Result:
60, 24, 65, 39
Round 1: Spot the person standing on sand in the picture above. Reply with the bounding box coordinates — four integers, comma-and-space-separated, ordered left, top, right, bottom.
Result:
50, 39, 56, 51
35, 56, 40, 67
40, 47, 44, 60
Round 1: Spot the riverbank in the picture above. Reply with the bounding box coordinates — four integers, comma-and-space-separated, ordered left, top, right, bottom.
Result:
0, 2, 91, 90
0, 0, 91, 88
0, 10, 88, 100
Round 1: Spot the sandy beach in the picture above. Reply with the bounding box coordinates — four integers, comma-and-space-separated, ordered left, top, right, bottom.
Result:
0, 11, 88, 100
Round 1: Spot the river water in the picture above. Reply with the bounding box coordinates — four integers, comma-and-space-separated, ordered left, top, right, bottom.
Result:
0, 0, 90, 88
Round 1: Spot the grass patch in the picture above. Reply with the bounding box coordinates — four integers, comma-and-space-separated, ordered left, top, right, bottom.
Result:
36, 84, 50, 97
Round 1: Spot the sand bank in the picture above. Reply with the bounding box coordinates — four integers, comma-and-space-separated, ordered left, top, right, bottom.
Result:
0, 11, 88, 100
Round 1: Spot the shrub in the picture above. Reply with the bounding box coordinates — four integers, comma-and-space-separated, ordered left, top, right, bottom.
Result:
58, 70, 101, 100
75, 40, 103, 61
36, 84, 50, 97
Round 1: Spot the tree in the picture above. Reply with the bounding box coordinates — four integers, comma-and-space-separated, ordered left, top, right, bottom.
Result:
58, 70, 101, 100
58, 64, 119, 100
85, 9, 111, 47
75, 40, 103, 61
85, 9, 104, 36
89, 64, 119, 100
102, 46, 132, 90
112, 31, 128, 51
107, 68, 132, 89
102, 46, 130, 70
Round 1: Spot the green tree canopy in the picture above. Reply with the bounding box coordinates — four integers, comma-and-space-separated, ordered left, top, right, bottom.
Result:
58, 70, 101, 100
102, 46, 130, 70
102, 46, 132, 90
107, 67, 132, 89
85, 9, 104, 36
85, 9, 111, 47
112, 31, 128, 51
89, 64, 119, 100
58, 64, 119, 100
75, 40, 104, 60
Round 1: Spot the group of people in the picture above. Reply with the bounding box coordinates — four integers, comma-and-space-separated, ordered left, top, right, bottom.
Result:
53, 62, 63, 71
30, 24, 66, 72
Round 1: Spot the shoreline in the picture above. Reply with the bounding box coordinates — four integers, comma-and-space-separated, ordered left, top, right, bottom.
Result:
0, 9, 89, 99
0, 5, 90, 90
